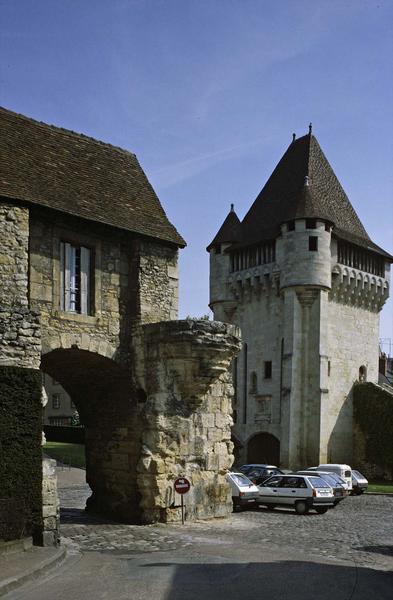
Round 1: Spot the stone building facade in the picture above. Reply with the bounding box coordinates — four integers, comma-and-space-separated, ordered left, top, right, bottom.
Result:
208, 129, 392, 470
0, 107, 240, 544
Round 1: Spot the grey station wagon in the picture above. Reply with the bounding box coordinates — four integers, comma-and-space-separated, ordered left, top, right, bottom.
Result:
258, 474, 335, 515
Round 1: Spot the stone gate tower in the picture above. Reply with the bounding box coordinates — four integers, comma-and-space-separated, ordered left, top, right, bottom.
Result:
0, 107, 240, 545
208, 128, 392, 470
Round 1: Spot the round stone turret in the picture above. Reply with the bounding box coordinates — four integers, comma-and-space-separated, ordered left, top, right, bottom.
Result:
278, 218, 332, 290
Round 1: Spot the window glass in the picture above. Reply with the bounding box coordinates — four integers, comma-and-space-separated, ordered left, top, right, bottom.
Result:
264, 476, 282, 487
52, 394, 60, 409
308, 476, 330, 488
60, 242, 92, 315
344, 471, 351, 478
231, 474, 253, 486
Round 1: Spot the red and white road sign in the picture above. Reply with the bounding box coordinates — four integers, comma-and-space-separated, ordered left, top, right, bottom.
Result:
174, 477, 190, 494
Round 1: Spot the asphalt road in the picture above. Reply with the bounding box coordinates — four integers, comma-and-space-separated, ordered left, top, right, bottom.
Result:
4, 468, 393, 600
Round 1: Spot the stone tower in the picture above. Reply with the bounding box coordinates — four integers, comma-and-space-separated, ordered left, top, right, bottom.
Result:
208, 129, 392, 470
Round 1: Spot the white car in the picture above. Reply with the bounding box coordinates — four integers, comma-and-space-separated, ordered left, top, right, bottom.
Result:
226, 472, 260, 512
258, 474, 335, 515
351, 470, 368, 495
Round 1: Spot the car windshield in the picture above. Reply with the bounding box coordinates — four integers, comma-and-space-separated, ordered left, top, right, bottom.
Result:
231, 474, 253, 486
352, 470, 363, 478
308, 476, 330, 488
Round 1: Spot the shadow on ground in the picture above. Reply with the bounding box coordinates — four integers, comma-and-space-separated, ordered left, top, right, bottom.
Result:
60, 507, 114, 525
355, 545, 393, 557
140, 560, 393, 600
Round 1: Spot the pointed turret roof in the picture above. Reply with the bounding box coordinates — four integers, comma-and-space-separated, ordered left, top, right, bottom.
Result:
207, 204, 241, 250
224, 131, 391, 259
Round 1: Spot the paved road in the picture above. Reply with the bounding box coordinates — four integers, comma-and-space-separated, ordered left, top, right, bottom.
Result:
4, 468, 393, 600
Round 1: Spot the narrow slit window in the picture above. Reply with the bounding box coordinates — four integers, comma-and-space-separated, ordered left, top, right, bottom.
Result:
309, 236, 318, 251
60, 242, 93, 315
264, 361, 272, 379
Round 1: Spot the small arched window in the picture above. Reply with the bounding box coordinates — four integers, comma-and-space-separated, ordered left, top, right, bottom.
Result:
359, 365, 367, 382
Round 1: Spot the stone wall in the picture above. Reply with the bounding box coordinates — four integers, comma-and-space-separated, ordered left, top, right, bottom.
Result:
138, 320, 241, 522
29, 208, 179, 366
0, 202, 41, 368
137, 239, 178, 323
325, 299, 380, 464
42, 458, 60, 546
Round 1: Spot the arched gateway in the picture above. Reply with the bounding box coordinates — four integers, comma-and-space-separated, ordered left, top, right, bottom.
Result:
247, 433, 280, 466
0, 108, 241, 548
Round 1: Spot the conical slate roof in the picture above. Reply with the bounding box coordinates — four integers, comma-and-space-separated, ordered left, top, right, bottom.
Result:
207, 205, 241, 250
223, 132, 391, 259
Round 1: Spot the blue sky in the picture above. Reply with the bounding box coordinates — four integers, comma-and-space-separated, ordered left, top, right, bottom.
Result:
1, 0, 392, 347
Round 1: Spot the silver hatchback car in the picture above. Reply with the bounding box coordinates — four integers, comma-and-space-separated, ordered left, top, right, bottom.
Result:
258, 474, 335, 515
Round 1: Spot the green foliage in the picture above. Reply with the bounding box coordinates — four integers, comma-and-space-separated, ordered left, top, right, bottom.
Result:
43, 441, 85, 469
353, 383, 393, 468
0, 367, 43, 542
368, 481, 393, 493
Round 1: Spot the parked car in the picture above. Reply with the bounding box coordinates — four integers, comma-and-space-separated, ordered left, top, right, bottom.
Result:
296, 471, 348, 505
313, 464, 353, 491
226, 472, 260, 512
257, 474, 335, 515
238, 464, 284, 485
351, 470, 368, 495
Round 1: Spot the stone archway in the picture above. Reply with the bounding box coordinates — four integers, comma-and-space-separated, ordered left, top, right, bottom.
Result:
41, 348, 142, 522
247, 432, 280, 466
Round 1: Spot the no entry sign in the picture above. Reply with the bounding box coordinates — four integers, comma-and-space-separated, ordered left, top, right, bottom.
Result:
174, 477, 190, 495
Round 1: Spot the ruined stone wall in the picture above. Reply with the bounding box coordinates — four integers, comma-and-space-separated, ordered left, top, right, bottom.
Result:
138, 320, 241, 523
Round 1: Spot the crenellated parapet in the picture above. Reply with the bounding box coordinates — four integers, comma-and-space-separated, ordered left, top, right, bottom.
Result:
330, 264, 389, 312
227, 266, 280, 303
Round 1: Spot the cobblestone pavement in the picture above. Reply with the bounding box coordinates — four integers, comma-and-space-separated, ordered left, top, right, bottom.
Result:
58, 470, 393, 571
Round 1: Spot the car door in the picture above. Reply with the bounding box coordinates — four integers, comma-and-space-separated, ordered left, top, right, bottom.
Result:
258, 476, 283, 503
278, 476, 307, 505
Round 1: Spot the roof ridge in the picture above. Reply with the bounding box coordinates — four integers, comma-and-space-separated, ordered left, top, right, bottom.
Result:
0, 105, 136, 158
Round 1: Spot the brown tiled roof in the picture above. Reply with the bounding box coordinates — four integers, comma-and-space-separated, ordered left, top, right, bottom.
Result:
0, 107, 185, 247
207, 206, 241, 250
226, 133, 392, 259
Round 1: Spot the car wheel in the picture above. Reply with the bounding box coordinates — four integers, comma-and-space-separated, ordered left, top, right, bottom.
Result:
315, 507, 328, 514
267, 505, 276, 511
233, 501, 242, 513
295, 501, 309, 515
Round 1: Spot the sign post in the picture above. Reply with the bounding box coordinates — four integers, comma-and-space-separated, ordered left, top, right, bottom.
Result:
174, 477, 190, 524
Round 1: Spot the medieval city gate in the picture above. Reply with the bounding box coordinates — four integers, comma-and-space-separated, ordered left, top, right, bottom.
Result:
0, 109, 241, 547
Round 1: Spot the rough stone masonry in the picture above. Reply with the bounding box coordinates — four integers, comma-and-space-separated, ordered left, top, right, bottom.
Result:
0, 107, 241, 546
